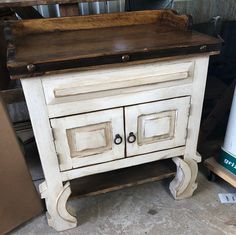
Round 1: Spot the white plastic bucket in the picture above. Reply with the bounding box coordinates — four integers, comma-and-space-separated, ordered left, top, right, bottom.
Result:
222, 84, 236, 157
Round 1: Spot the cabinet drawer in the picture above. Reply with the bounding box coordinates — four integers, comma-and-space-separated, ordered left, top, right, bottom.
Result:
42, 59, 194, 106
50, 108, 125, 171
125, 96, 190, 157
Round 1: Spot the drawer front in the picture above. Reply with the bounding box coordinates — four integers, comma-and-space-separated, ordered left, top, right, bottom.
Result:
42, 59, 194, 106
50, 108, 125, 171
125, 96, 190, 157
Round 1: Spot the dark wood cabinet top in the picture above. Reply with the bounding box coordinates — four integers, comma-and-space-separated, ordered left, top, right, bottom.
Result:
4, 10, 222, 79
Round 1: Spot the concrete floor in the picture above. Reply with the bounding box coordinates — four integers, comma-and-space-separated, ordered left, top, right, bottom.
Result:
10, 170, 236, 235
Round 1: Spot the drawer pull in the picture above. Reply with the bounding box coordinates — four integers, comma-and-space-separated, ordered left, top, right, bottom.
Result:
127, 132, 136, 144
114, 134, 123, 145
121, 54, 130, 62
27, 64, 36, 73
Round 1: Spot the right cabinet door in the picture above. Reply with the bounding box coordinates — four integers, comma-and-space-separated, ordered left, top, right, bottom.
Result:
125, 96, 191, 157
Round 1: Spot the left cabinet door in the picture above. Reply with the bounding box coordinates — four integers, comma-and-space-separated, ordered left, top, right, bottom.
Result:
50, 108, 125, 171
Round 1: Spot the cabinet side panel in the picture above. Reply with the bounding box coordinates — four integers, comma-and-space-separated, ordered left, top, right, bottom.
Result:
184, 56, 210, 162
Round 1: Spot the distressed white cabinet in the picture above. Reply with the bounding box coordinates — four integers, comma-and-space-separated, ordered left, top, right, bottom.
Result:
21, 56, 211, 232
50, 95, 191, 171
125, 97, 190, 156
6, 10, 221, 232
50, 108, 125, 170
20, 55, 216, 232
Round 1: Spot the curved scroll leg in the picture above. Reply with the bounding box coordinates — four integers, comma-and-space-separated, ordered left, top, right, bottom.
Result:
169, 157, 198, 200
39, 181, 77, 231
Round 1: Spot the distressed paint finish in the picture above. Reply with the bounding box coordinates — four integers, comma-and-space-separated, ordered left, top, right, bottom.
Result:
125, 96, 190, 157
21, 55, 211, 231
15, 11, 220, 231
50, 108, 125, 170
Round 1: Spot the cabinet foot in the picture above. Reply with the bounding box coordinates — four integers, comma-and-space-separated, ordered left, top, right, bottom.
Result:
169, 157, 198, 200
39, 181, 77, 231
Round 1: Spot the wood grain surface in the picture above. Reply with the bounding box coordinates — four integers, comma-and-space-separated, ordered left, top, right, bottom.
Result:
5, 10, 221, 79
7, 10, 191, 36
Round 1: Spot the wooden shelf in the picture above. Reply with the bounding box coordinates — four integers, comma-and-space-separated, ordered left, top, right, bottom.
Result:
204, 157, 236, 188
70, 159, 175, 198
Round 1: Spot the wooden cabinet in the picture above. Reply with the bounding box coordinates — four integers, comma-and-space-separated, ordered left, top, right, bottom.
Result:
50, 96, 190, 171
51, 108, 125, 170
41, 59, 194, 118
125, 97, 190, 157
5, 10, 221, 232
21, 55, 212, 232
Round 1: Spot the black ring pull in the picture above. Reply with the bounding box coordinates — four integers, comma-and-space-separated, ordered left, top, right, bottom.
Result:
127, 132, 136, 144
114, 134, 123, 145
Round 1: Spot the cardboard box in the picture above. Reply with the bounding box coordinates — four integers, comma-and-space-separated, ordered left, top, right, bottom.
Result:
0, 96, 43, 234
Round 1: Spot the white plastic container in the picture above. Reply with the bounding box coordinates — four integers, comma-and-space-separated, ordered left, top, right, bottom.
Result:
222, 85, 236, 157
220, 85, 236, 175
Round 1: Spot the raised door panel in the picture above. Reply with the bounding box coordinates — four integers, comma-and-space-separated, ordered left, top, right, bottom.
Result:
50, 108, 125, 171
125, 97, 190, 157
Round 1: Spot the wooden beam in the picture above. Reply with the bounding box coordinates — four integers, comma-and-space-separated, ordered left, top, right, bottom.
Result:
205, 157, 236, 188
7, 10, 191, 37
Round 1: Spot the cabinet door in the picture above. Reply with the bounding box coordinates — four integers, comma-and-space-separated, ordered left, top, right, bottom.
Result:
125, 97, 190, 157
51, 108, 125, 171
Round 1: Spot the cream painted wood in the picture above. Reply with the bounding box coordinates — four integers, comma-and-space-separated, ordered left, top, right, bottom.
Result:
169, 157, 198, 200
50, 108, 125, 171
184, 57, 210, 163
20, 55, 211, 232
41, 58, 195, 118
125, 97, 190, 157
42, 59, 194, 104
46, 83, 193, 118
21, 78, 77, 231
61, 147, 186, 181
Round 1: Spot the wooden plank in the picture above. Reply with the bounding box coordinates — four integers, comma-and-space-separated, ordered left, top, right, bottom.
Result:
7, 10, 191, 36
0, 0, 110, 8
61, 147, 185, 181
204, 157, 236, 188
59, 3, 79, 17
70, 159, 176, 198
